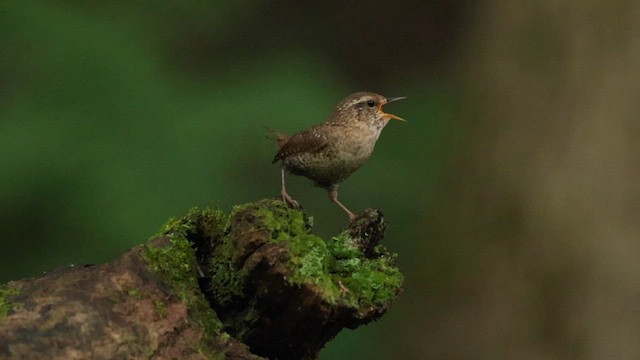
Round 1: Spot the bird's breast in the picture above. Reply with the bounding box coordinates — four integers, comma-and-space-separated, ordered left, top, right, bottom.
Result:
283, 124, 382, 186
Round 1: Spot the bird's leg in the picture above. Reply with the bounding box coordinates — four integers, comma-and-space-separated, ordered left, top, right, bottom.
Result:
281, 167, 300, 209
328, 184, 356, 221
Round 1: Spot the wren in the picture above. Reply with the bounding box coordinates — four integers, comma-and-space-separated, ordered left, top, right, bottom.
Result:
272, 92, 406, 221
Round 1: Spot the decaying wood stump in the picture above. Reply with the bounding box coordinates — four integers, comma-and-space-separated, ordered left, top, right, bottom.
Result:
0, 199, 403, 360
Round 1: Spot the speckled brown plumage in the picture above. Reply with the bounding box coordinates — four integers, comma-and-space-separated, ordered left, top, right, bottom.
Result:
272, 92, 405, 220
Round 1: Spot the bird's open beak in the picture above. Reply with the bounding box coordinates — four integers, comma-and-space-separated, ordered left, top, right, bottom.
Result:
380, 96, 407, 122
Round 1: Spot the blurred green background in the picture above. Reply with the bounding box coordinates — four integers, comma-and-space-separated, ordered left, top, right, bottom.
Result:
3, 1, 640, 359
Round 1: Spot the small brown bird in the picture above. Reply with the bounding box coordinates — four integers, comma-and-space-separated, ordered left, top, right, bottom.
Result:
272, 92, 405, 220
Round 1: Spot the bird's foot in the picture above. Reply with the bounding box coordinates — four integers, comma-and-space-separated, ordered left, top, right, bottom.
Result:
281, 192, 301, 210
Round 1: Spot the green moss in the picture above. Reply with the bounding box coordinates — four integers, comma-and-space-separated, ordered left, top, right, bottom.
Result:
252, 204, 309, 237
153, 299, 168, 318
258, 204, 325, 273
207, 199, 317, 307
142, 207, 226, 357
208, 244, 246, 307
229, 199, 403, 308
142, 199, 402, 356
261, 200, 401, 308
127, 288, 142, 299
232, 200, 334, 286
0, 283, 20, 319
326, 232, 403, 307
108, 293, 121, 304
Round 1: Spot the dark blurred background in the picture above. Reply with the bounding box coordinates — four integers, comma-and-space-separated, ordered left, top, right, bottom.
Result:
2, 1, 640, 359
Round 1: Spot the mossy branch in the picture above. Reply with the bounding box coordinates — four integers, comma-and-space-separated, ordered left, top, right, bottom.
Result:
0, 199, 403, 360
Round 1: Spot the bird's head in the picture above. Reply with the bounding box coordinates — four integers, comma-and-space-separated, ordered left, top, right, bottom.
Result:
331, 92, 406, 128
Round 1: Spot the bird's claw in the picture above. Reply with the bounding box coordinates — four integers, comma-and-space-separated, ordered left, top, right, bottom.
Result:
282, 192, 301, 209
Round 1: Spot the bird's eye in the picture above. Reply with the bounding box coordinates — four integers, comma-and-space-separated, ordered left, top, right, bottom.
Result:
366, 100, 375, 107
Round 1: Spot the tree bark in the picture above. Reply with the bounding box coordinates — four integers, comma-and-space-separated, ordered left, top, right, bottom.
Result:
0, 199, 402, 360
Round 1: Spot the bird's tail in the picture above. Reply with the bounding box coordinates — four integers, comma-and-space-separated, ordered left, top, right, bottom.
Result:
263, 126, 290, 149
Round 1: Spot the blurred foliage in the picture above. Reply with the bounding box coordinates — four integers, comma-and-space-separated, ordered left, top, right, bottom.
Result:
0, 1, 455, 359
